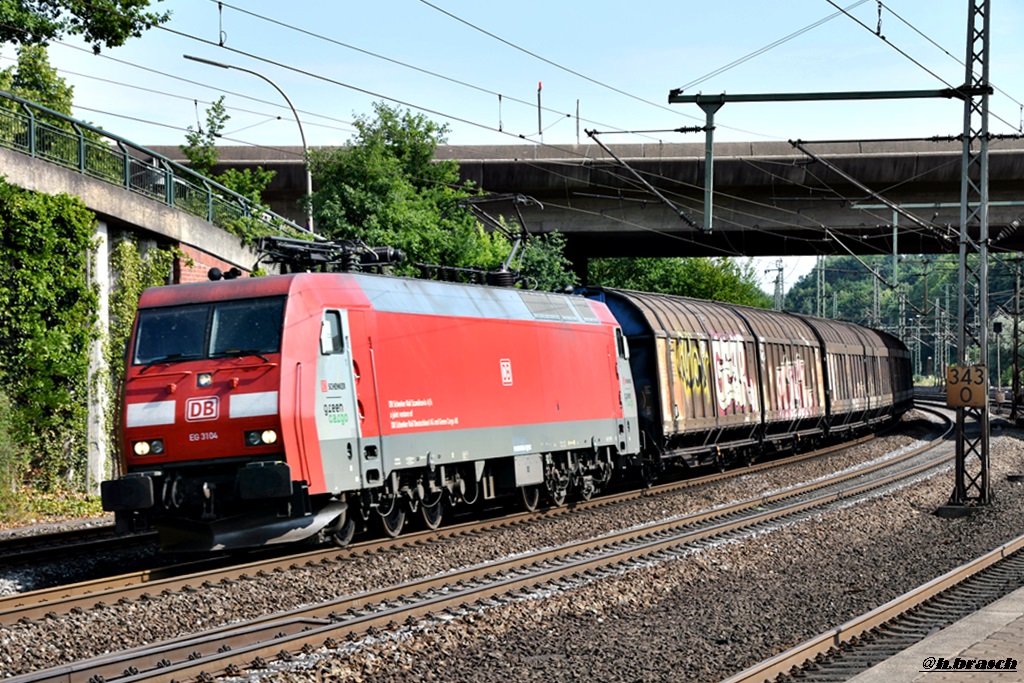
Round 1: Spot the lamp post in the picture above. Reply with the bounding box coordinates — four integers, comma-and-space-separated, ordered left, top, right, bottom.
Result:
184, 54, 314, 234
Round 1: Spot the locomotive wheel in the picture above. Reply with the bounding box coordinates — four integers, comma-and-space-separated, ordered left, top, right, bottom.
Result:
547, 487, 567, 507
420, 497, 444, 530
378, 501, 406, 538
545, 475, 568, 507
641, 460, 659, 488
329, 513, 356, 547
519, 485, 541, 512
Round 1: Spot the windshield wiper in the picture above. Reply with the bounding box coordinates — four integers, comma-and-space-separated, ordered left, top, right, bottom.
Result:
217, 349, 271, 363
139, 353, 203, 373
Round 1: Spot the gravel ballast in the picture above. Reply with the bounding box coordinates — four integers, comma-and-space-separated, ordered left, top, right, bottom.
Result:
4, 413, 1021, 683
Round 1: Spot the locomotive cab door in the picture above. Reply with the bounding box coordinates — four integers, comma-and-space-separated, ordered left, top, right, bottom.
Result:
316, 309, 363, 493
614, 328, 640, 455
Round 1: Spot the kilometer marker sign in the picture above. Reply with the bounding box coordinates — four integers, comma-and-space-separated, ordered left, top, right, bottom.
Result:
946, 365, 988, 408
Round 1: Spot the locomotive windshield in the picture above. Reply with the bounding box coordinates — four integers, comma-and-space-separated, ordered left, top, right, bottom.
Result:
133, 296, 286, 365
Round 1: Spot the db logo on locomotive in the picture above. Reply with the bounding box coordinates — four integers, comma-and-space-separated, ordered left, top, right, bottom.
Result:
185, 396, 220, 422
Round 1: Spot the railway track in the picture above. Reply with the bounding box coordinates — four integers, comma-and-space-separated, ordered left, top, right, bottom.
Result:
5, 412, 952, 683
0, 425, 901, 623
0, 421, 921, 626
0, 526, 156, 570
713, 396, 1024, 682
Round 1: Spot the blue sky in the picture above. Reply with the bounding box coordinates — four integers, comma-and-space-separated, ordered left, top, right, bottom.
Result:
14, 0, 1024, 290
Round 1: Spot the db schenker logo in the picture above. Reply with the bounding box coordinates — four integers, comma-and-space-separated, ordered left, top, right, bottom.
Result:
185, 396, 219, 422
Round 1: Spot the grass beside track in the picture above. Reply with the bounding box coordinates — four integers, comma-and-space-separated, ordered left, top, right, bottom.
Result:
0, 489, 106, 531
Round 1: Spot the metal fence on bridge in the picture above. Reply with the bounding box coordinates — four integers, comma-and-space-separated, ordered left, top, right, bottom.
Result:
0, 89, 308, 237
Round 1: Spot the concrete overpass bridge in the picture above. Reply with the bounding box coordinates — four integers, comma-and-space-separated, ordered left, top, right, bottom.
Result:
178, 138, 1024, 266
6, 87, 1022, 493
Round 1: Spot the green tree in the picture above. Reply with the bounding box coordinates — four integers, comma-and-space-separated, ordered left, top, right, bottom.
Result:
309, 103, 495, 270
0, 0, 170, 53
180, 96, 279, 240
180, 95, 227, 177
0, 44, 74, 115
310, 101, 574, 289
0, 44, 114, 176
588, 256, 771, 307
515, 232, 576, 292
784, 253, 1023, 379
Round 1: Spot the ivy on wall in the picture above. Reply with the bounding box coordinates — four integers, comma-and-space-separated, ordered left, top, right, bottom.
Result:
104, 236, 176, 476
0, 178, 98, 490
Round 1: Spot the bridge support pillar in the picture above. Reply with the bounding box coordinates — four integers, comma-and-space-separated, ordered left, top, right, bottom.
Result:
87, 220, 110, 495
565, 237, 589, 286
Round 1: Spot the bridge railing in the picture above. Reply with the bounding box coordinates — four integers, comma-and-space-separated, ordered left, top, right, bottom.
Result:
0, 89, 310, 237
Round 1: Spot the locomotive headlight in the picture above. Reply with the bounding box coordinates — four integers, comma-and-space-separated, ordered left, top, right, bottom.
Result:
132, 439, 164, 456
197, 373, 213, 387
244, 429, 279, 446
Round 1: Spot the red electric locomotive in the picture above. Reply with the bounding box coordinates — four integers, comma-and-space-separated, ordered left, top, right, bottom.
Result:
102, 271, 641, 551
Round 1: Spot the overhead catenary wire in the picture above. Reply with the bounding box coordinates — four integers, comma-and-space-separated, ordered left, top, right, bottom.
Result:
62, 0, 1024, 150
207, 0, 669, 144
878, 1, 1024, 111
790, 138, 957, 244
144, 25, 768, 253
0, 2, 1010, 327
77, 1, 1001, 153
18, 1, 1018, 275
0, 36, 358, 141
413, 0, 693, 120
676, 0, 871, 93
25, 41, 991, 270
825, 0, 1021, 133
585, 129, 699, 229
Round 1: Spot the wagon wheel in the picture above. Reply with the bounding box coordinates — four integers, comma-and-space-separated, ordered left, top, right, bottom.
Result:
377, 497, 406, 538
519, 484, 541, 512
578, 479, 595, 502
420, 495, 444, 530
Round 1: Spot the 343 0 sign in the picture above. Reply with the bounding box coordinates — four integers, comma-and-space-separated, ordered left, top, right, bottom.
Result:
946, 365, 989, 407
